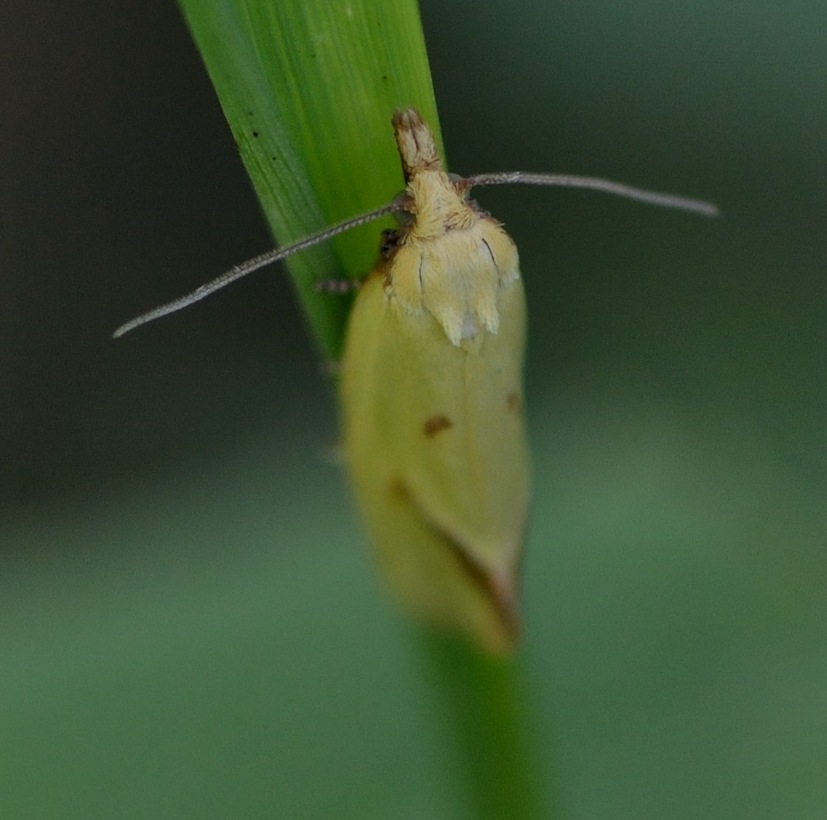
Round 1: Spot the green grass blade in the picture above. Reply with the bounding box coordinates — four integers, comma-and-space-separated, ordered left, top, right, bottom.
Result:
176, 0, 439, 357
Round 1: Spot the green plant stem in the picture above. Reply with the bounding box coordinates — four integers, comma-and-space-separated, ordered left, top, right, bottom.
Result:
420, 630, 550, 819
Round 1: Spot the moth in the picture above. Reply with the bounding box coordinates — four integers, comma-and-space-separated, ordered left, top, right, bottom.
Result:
115, 108, 716, 653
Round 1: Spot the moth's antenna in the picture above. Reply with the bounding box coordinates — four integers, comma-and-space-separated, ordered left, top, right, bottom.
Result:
465, 172, 719, 218
115, 171, 717, 338
113, 203, 400, 338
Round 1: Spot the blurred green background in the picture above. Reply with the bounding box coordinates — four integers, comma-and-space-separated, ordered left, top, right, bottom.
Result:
2, 2, 826, 818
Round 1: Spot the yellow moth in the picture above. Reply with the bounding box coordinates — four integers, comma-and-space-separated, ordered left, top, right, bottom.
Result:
341, 110, 529, 654
114, 108, 717, 654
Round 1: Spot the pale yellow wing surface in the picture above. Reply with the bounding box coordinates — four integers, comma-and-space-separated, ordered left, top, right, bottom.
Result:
340, 222, 529, 653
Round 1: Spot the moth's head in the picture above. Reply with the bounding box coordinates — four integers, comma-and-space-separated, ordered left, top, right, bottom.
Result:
392, 108, 442, 180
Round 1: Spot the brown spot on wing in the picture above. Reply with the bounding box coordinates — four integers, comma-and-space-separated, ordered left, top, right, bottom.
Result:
506, 392, 522, 414
387, 476, 410, 501
423, 414, 453, 437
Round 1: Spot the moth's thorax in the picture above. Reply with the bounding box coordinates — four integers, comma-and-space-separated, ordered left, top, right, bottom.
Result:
382, 215, 518, 348
406, 170, 479, 239
384, 109, 521, 348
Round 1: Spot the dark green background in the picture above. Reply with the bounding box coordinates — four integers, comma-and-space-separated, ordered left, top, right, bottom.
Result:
3, 2, 825, 817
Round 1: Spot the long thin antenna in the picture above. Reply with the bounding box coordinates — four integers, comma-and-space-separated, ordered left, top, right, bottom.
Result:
112, 203, 399, 338
114, 172, 718, 338
465, 172, 719, 218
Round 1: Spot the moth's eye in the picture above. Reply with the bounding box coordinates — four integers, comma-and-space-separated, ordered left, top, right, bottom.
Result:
391, 190, 415, 226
